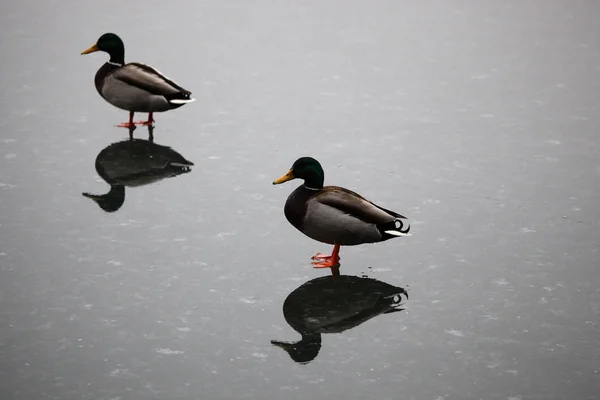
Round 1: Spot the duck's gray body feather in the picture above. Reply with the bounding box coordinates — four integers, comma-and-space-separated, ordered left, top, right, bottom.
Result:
96, 62, 194, 113
285, 186, 409, 246
303, 200, 384, 245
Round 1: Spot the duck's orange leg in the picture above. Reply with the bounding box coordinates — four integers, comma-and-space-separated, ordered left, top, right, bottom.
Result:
136, 112, 154, 126
117, 111, 137, 128
311, 243, 341, 268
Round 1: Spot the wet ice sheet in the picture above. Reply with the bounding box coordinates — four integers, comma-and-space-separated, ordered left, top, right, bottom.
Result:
1, 1, 599, 399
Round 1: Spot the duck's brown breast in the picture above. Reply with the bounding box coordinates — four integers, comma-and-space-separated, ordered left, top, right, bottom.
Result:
94, 63, 120, 96
284, 185, 315, 231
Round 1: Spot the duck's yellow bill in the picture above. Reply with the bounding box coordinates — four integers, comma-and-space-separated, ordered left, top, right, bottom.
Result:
273, 170, 295, 184
81, 44, 99, 55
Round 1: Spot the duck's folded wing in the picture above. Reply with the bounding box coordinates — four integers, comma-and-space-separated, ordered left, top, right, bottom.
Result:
314, 186, 406, 225
112, 63, 191, 97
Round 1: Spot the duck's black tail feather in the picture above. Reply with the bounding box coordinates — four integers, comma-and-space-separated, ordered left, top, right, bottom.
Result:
378, 217, 411, 238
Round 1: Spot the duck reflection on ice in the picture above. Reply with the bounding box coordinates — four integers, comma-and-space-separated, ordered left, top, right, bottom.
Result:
82, 126, 194, 212
271, 274, 408, 364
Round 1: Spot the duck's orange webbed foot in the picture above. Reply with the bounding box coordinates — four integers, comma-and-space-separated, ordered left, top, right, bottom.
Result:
135, 112, 154, 126
311, 244, 341, 269
312, 258, 340, 269
311, 252, 331, 260
117, 111, 137, 129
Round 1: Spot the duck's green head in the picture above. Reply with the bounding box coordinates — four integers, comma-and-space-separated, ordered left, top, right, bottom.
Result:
81, 33, 125, 64
273, 157, 324, 189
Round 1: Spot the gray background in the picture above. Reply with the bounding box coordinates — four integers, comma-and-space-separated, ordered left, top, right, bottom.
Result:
1, 1, 599, 399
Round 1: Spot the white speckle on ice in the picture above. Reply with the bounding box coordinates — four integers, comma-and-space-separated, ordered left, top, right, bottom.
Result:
4, 154, 16, 160
107, 260, 122, 266
118, 219, 138, 226
239, 297, 257, 304
423, 199, 441, 205
371, 267, 392, 272
216, 232, 234, 239
481, 314, 499, 322
445, 330, 464, 337
520, 227, 536, 233
252, 352, 268, 359
286, 275, 309, 282
506, 369, 518, 375
545, 140, 561, 145
494, 278, 509, 286
281, 386, 300, 391
508, 397, 522, 400
156, 348, 184, 355
177, 327, 190, 332
570, 115, 588, 121
109, 368, 131, 377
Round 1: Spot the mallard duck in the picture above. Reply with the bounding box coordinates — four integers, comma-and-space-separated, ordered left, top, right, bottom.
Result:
81, 33, 195, 128
273, 157, 411, 269
83, 135, 193, 212
271, 274, 407, 363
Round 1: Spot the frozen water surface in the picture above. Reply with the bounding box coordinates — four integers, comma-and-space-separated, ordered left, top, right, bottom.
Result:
1, 1, 599, 399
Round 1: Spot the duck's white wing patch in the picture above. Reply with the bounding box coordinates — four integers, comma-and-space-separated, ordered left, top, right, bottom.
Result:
169, 98, 196, 104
